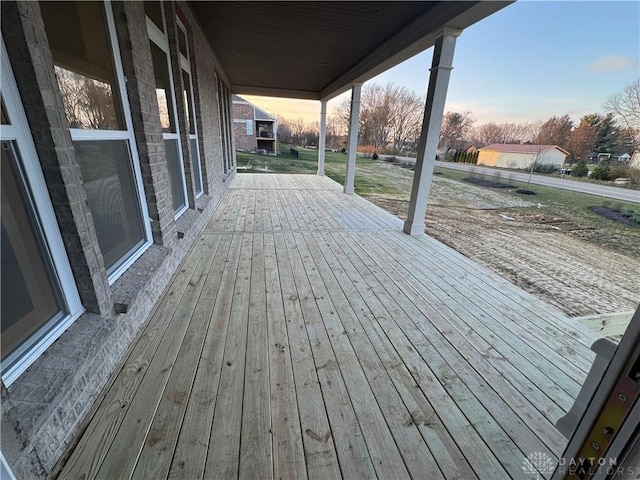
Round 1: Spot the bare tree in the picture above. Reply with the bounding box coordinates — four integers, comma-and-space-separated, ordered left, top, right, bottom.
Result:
390, 87, 423, 154
534, 114, 573, 147
604, 79, 640, 149
332, 82, 424, 154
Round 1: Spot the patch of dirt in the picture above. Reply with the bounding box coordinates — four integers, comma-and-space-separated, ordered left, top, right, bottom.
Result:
365, 176, 640, 319
589, 206, 640, 229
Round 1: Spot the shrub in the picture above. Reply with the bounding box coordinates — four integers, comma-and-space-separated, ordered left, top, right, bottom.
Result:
372, 152, 379, 160
627, 167, 640, 186
591, 159, 612, 181
621, 209, 640, 225
609, 165, 640, 185
530, 163, 558, 174
571, 160, 589, 177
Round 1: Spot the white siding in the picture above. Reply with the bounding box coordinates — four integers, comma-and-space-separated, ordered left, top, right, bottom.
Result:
478, 149, 566, 169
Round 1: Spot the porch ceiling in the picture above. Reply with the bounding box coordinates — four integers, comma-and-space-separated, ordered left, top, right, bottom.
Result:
189, 1, 511, 100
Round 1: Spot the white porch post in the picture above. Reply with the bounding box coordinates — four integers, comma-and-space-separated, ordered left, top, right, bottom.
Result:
317, 100, 327, 175
403, 28, 461, 235
344, 83, 362, 194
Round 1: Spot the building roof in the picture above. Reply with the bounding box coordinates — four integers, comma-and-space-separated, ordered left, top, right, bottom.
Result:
190, 1, 511, 101
480, 144, 570, 156
232, 95, 276, 121
254, 108, 275, 121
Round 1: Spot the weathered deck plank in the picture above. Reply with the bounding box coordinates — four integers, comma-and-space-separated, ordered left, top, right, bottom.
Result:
58, 174, 599, 480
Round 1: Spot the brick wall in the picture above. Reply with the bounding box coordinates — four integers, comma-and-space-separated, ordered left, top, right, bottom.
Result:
233, 103, 257, 152
0, 1, 235, 477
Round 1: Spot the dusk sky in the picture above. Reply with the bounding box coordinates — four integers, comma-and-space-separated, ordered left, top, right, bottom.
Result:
243, 0, 640, 126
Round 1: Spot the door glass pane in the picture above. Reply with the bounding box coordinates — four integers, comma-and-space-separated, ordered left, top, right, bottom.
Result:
164, 139, 187, 213
40, 1, 125, 130
1, 100, 9, 124
144, 1, 164, 32
191, 137, 202, 194
74, 140, 146, 272
150, 42, 176, 133
182, 70, 195, 134
1, 142, 63, 359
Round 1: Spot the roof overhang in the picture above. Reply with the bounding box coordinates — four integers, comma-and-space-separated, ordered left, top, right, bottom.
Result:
189, 1, 513, 101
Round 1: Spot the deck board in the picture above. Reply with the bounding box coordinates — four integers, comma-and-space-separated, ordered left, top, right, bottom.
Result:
58, 174, 600, 480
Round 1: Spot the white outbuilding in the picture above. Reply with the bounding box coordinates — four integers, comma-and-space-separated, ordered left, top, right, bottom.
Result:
477, 144, 569, 169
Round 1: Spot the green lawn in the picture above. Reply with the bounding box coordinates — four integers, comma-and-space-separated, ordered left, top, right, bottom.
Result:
236, 147, 409, 197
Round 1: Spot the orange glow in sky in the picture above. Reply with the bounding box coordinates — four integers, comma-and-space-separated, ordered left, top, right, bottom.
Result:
240, 94, 350, 124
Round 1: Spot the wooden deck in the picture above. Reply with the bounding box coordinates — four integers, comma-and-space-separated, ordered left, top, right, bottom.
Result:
57, 174, 600, 480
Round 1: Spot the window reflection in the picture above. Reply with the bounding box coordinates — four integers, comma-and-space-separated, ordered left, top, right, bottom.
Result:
41, 1, 125, 131
54, 66, 121, 130
150, 42, 176, 133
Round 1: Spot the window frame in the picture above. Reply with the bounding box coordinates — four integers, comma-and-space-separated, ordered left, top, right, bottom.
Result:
146, 7, 190, 218
1, 35, 84, 386
177, 17, 204, 198
59, 1, 153, 283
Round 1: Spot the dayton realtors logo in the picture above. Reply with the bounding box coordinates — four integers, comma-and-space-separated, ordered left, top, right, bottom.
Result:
522, 451, 555, 478
523, 452, 633, 478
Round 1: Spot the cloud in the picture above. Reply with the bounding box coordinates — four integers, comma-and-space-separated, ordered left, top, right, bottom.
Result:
590, 55, 639, 73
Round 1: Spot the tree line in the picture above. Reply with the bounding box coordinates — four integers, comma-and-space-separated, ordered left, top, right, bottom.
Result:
276, 79, 640, 161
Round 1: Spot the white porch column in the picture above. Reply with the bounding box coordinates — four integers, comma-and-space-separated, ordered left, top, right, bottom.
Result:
317, 100, 327, 175
344, 83, 362, 194
404, 28, 461, 235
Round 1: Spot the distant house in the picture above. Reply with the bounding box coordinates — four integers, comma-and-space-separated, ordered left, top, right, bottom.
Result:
589, 152, 612, 163
613, 152, 632, 162
477, 144, 569, 169
232, 95, 277, 154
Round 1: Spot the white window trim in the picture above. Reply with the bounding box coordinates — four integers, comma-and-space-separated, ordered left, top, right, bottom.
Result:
147, 10, 190, 218
177, 18, 204, 197
1, 36, 84, 386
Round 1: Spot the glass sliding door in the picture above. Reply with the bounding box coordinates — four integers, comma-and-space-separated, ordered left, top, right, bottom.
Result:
146, 4, 189, 217
40, 1, 152, 282
1, 37, 83, 384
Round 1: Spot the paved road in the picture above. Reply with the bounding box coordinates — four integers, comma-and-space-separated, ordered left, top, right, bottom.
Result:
432, 162, 639, 203
379, 155, 639, 203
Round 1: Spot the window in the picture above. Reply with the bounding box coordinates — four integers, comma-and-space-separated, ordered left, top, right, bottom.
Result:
146, 5, 189, 216
177, 18, 204, 197
216, 76, 234, 173
143, 1, 164, 33
246, 120, 254, 136
41, 1, 152, 282
1, 36, 83, 384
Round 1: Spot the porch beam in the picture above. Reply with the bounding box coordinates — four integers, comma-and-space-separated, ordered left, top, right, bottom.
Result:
403, 28, 461, 235
318, 100, 327, 176
344, 83, 362, 194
